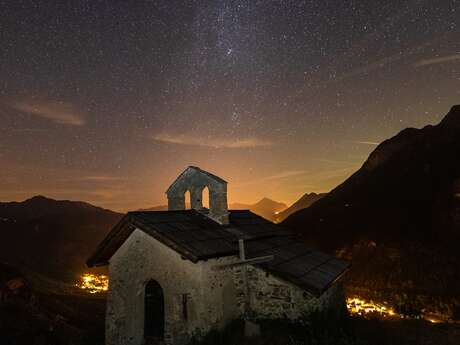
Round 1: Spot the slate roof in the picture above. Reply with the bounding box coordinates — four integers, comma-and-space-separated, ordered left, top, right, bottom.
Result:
87, 209, 350, 296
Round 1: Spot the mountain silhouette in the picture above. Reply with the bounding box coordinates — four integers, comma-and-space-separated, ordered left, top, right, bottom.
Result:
276, 193, 325, 222
283, 105, 460, 250
230, 197, 287, 222
282, 105, 460, 318
142, 197, 287, 222
0, 196, 122, 280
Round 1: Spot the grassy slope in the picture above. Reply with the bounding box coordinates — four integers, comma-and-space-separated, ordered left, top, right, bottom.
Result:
0, 262, 105, 345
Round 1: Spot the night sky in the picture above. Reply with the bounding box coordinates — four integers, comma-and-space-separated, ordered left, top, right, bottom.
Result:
1, 1, 459, 211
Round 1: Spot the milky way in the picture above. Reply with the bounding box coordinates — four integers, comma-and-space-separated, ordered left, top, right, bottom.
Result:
1, 1, 459, 210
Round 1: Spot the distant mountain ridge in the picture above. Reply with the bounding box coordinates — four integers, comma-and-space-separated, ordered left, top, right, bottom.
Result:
143, 197, 288, 222
0, 196, 122, 280
276, 192, 325, 222
0, 195, 117, 219
230, 197, 287, 222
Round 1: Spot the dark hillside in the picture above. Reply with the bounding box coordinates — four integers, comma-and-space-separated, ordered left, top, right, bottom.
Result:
283, 105, 460, 320
0, 262, 105, 345
284, 105, 460, 249
0, 196, 122, 280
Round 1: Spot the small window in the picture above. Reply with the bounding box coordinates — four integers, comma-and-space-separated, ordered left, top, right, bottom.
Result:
202, 186, 210, 209
184, 190, 191, 209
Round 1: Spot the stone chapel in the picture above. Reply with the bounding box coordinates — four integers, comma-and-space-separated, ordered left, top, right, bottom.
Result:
87, 166, 350, 345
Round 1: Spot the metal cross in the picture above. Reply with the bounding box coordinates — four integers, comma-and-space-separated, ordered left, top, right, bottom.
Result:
212, 239, 274, 335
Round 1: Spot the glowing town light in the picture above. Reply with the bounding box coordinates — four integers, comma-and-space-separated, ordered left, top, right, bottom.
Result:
76, 273, 109, 294
346, 297, 396, 318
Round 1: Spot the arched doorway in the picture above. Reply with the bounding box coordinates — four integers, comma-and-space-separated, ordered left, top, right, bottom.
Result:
144, 280, 164, 342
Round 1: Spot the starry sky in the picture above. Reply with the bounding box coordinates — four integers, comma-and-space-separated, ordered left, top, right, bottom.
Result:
1, 0, 460, 211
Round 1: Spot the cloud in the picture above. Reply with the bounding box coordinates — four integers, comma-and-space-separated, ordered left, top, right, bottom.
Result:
54, 175, 126, 184
10, 128, 50, 132
315, 158, 360, 165
76, 175, 125, 182
352, 141, 380, 146
308, 166, 358, 182
414, 54, 460, 67
232, 170, 308, 189
153, 132, 273, 148
233, 166, 359, 192
12, 100, 86, 126
262, 170, 308, 181
329, 39, 436, 84
335, 52, 407, 81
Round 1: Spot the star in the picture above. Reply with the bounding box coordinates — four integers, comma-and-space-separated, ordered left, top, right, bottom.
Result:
0, 0, 458, 210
